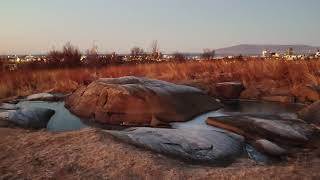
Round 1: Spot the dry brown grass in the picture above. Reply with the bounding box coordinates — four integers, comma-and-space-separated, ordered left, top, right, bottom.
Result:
1, 127, 319, 179
1, 59, 320, 99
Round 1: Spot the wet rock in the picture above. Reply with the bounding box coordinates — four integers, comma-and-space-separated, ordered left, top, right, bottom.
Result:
8, 107, 55, 129
245, 144, 270, 164
298, 101, 320, 126
206, 115, 317, 145
261, 96, 295, 103
65, 76, 222, 126
27, 93, 54, 101
254, 139, 287, 156
26, 93, 67, 101
103, 127, 244, 165
215, 82, 245, 99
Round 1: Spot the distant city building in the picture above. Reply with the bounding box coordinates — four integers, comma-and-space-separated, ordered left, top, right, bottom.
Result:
316, 49, 320, 58
270, 52, 281, 58
287, 48, 294, 56
24, 55, 35, 62
262, 50, 271, 58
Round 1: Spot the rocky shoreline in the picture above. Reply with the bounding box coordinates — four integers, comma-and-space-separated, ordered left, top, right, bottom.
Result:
1, 76, 320, 179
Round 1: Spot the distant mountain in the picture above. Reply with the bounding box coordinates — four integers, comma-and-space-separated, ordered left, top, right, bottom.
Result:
215, 44, 320, 56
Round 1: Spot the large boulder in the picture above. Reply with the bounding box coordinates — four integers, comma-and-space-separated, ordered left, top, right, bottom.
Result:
215, 82, 245, 99
206, 115, 317, 145
298, 101, 320, 126
103, 127, 244, 165
8, 107, 55, 129
65, 76, 222, 126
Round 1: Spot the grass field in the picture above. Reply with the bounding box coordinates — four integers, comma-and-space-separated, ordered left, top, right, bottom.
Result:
1, 59, 320, 100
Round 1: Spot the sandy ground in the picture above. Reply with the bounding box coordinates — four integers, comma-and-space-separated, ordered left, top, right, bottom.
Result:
0, 127, 319, 180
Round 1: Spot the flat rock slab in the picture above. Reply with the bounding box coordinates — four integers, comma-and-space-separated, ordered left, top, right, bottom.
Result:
26, 93, 66, 101
103, 127, 244, 165
207, 115, 317, 146
65, 76, 222, 126
8, 107, 55, 129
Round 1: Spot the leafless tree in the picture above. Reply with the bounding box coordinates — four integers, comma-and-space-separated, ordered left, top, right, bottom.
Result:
173, 52, 186, 62
151, 40, 159, 54
201, 49, 215, 60
47, 42, 81, 68
150, 40, 162, 60
131, 47, 145, 58
85, 44, 100, 66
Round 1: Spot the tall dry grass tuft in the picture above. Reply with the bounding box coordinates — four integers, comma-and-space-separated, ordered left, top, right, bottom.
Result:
1, 59, 320, 99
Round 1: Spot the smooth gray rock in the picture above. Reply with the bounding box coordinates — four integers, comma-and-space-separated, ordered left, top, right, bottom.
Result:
254, 139, 287, 156
26, 93, 67, 101
245, 144, 270, 164
27, 93, 54, 101
104, 127, 244, 165
8, 107, 55, 129
207, 115, 317, 145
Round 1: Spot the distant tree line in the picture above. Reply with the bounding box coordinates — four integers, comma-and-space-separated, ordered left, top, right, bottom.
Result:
0, 42, 218, 70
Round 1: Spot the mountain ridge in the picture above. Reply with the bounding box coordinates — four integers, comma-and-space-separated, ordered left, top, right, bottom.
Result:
215, 44, 320, 55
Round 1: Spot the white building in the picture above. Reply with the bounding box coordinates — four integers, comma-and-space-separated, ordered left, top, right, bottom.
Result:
316, 49, 320, 58
262, 50, 271, 58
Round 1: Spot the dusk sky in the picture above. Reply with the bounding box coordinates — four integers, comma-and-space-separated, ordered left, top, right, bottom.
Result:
1, 0, 320, 54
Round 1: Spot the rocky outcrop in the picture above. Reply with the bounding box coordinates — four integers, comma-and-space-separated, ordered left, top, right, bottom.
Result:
206, 115, 317, 146
103, 127, 244, 165
239, 82, 320, 103
65, 76, 222, 126
7, 107, 55, 129
215, 82, 245, 99
298, 101, 320, 126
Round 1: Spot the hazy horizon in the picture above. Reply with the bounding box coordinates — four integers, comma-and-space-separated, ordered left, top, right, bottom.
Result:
1, 0, 320, 54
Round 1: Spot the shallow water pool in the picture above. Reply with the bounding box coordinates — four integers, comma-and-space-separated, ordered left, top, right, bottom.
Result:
16, 101, 87, 132
171, 100, 303, 130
